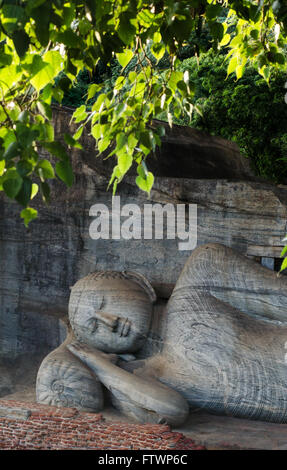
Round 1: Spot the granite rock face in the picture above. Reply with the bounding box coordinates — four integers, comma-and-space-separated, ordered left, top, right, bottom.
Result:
151, 243, 287, 423
0, 107, 286, 362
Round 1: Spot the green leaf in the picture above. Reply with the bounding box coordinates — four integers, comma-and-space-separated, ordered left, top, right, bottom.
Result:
3, 141, 19, 160
209, 22, 224, 42
55, 160, 74, 187
220, 34, 231, 46
64, 133, 83, 149
0, 160, 5, 176
31, 183, 39, 199
0, 65, 21, 95
128, 134, 138, 151
117, 13, 136, 45
87, 83, 101, 101
37, 159, 55, 179
3, 175, 23, 198
52, 87, 64, 103
280, 256, 287, 272
118, 153, 133, 176
56, 29, 81, 48
27, 0, 47, 8
37, 101, 52, 120
12, 30, 30, 58
40, 181, 50, 203
137, 163, 146, 179
42, 142, 69, 160
140, 130, 154, 150
206, 4, 222, 20
274, 53, 285, 65
227, 56, 238, 76
15, 123, 39, 148
116, 49, 133, 68
97, 138, 110, 153
91, 123, 101, 140
250, 29, 259, 40
168, 71, 183, 92
20, 207, 38, 227
15, 178, 32, 206
72, 105, 87, 123
151, 42, 165, 61
116, 132, 128, 151
92, 93, 106, 112
0, 51, 13, 66
108, 165, 122, 190
128, 71, 137, 82
280, 245, 287, 258
73, 126, 84, 140
16, 160, 33, 177
18, 110, 29, 124
30, 51, 62, 92
42, 122, 54, 142
136, 172, 154, 195
33, 5, 51, 47
236, 65, 244, 80
2, 5, 26, 34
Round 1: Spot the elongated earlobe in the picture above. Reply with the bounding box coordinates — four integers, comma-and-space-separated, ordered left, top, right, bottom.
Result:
122, 271, 157, 303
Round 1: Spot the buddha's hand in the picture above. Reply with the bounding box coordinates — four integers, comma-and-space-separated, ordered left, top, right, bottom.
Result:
67, 341, 118, 366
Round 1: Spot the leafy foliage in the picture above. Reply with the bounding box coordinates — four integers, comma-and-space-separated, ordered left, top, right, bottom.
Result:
176, 50, 287, 182
0, 1, 287, 225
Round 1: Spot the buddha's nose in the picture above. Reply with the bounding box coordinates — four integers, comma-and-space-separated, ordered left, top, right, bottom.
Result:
95, 311, 119, 330
95, 311, 131, 336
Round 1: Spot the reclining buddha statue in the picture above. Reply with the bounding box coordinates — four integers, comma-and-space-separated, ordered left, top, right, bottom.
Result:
36, 243, 287, 426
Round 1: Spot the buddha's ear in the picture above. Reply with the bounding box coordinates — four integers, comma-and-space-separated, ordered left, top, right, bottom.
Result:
122, 271, 157, 304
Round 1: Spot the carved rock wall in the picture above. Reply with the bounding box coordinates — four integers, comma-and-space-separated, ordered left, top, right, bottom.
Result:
0, 107, 286, 361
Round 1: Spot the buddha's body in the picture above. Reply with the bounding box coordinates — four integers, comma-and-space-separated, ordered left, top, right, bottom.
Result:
37, 244, 287, 425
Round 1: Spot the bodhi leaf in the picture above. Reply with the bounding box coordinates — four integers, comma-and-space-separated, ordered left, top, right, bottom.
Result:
117, 13, 136, 45
0, 160, 5, 176
116, 49, 134, 68
0, 65, 21, 95
31, 183, 38, 199
40, 181, 50, 203
136, 172, 154, 195
55, 160, 74, 187
280, 256, 287, 272
30, 51, 62, 92
227, 56, 238, 76
20, 207, 38, 227
15, 178, 33, 207
3, 174, 23, 198
118, 153, 133, 176
37, 160, 55, 180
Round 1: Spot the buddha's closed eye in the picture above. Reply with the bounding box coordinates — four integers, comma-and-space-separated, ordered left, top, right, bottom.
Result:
96, 296, 105, 311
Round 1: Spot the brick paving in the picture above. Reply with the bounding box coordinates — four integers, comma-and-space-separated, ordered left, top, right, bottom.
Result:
0, 400, 205, 450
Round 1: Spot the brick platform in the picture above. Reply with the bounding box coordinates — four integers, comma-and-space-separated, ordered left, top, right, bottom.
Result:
0, 400, 204, 450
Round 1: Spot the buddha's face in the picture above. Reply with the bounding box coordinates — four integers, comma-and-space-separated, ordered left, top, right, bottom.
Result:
68, 278, 153, 353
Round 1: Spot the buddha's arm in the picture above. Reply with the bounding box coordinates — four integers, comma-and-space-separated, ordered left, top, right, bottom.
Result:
67, 341, 189, 426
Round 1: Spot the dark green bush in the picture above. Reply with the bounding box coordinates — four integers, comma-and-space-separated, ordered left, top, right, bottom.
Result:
59, 45, 287, 183
179, 50, 287, 182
